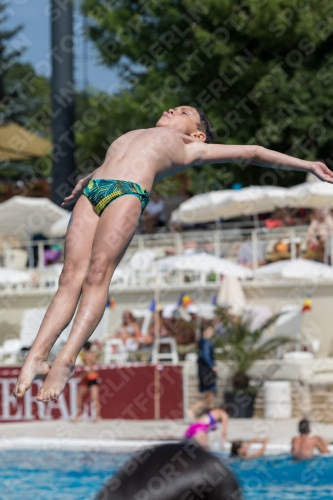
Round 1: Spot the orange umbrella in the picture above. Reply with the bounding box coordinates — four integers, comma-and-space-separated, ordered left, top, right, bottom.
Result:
0, 122, 51, 162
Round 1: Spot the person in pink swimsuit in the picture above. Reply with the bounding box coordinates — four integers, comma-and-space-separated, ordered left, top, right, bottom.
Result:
185, 407, 229, 450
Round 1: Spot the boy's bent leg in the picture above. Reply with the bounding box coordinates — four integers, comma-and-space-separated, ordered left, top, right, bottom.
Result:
36, 195, 141, 402
13, 196, 99, 398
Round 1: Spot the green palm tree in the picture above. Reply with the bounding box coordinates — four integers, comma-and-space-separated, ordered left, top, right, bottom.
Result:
214, 308, 294, 392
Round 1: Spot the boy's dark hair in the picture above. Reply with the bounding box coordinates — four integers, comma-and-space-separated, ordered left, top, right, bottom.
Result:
231, 440, 243, 457
195, 107, 217, 144
83, 341, 92, 351
299, 418, 310, 435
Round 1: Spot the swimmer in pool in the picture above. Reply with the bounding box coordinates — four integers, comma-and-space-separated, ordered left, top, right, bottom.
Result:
230, 437, 269, 458
13, 106, 333, 402
185, 407, 229, 450
291, 419, 329, 460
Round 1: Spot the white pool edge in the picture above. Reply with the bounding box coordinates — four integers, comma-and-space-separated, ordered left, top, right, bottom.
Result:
1, 438, 332, 455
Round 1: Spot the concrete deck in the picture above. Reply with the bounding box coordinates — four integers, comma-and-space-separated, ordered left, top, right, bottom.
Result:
1, 418, 333, 451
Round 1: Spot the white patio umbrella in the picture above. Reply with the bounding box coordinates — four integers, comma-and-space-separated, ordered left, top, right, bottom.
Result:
172, 186, 288, 223
48, 213, 71, 237
0, 266, 31, 285
217, 274, 247, 316
286, 182, 333, 209
217, 186, 288, 219
254, 258, 333, 281
171, 190, 233, 223
0, 196, 68, 240
156, 252, 253, 278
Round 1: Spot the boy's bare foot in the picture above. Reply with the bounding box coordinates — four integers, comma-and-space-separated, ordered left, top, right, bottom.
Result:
36, 356, 75, 402
13, 356, 50, 398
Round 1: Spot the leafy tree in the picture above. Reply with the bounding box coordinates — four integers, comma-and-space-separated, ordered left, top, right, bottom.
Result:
81, 0, 333, 194
0, 1, 23, 100
3, 62, 50, 127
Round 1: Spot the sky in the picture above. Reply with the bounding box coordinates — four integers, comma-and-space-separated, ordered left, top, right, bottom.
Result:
3, 0, 120, 93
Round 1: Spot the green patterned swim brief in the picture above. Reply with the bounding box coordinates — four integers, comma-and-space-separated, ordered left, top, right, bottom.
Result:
83, 179, 150, 219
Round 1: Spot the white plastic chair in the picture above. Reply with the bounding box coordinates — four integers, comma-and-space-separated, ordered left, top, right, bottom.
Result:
131, 309, 152, 336
185, 352, 198, 362
151, 338, 179, 364
104, 338, 128, 364
4, 248, 28, 270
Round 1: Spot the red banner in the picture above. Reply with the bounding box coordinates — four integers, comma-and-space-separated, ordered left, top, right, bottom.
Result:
0, 365, 184, 422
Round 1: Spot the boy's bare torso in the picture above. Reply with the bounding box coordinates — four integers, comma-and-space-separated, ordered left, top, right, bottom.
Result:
92, 128, 198, 191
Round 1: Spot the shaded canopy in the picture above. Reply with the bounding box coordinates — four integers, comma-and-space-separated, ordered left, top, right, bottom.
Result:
156, 252, 253, 278
172, 186, 289, 223
0, 122, 51, 162
254, 258, 333, 281
0, 196, 68, 240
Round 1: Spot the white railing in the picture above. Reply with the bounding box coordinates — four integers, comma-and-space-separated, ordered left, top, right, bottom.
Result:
0, 225, 312, 270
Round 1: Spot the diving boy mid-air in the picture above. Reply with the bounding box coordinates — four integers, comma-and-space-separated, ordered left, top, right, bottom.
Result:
13, 106, 333, 402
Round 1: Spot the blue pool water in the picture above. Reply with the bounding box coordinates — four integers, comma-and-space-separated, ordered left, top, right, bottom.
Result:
1, 449, 333, 499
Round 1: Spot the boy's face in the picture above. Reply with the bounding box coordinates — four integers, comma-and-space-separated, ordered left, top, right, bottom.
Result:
156, 106, 205, 141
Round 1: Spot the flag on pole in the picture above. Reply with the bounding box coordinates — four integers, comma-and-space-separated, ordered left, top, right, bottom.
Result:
302, 295, 312, 312
106, 295, 116, 309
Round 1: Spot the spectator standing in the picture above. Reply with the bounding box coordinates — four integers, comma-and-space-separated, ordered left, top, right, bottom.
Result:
188, 321, 218, 418
74, 341, 101, 422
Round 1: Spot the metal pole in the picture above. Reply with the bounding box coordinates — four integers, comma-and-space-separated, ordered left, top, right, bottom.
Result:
154, 262, 160, 341
51, 0, 76, 207
214, 229, 220, 257
290, 228, 297, 260
251, 230, 258, 269
38, 242, 44, 269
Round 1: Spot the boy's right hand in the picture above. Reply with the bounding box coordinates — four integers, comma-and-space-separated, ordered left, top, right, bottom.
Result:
61, 178, 89, 207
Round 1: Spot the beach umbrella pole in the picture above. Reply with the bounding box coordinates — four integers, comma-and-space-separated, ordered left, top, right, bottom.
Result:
153, 262, 160, 341
153, 261, 161, 420
290, 228, 297, 260
251, 230, 258, 269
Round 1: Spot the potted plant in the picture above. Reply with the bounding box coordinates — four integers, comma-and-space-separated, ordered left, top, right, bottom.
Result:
214, 307, 293, 418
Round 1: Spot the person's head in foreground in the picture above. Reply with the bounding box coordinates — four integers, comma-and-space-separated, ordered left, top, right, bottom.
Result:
299, 418, 310, 435
96, 441, 242, 500
156, 106, 217, 143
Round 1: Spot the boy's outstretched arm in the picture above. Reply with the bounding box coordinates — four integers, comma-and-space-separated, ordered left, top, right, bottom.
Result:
185, 143, 333, 183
